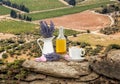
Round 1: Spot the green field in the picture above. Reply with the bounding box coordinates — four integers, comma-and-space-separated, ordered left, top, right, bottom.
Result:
0, 6, 11, 15
10, 0, 66, 11
0, 20, 79, 36
27, 1, 115, 20
54, 29, 80, 36
77, 0, 112, 5
70, 34, 120, 46
0, 20, 37, 34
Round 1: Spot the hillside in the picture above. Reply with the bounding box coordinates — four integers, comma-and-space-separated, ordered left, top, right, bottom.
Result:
0, 0, 120, 83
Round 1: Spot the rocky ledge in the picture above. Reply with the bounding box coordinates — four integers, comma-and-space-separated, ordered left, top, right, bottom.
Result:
0, 50, 120, 84
22, 61, 99, 84
90, 50, 120, 81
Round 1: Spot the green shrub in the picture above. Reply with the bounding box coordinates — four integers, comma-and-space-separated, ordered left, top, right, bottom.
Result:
15, 51, 21, 55
2, 53, 8, 59
8, 49, 15, 56
6, 45, 12, 49
100, 27, 120, 35
6, 59, 28, 80
0, 59, 4, 65
7, 39, 15, 43
105, 44, 120, 53
80, 42, 90, 48
87, 29, 90, 33
17, 39, 26, 44
0, 47, 4, 52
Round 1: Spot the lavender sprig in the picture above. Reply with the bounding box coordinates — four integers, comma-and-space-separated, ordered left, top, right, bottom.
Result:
44, 52, 60, 61
40, 21, 55, 38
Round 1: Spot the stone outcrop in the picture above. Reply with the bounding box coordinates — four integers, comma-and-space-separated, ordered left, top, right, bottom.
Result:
22, 60, 80, 78
23, 73, 46, 82
21, 60, 100, 83
1, 50, 120, 84
90, 50, 120, 81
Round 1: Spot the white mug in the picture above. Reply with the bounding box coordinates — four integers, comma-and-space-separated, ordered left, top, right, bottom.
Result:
69, 47, 85, 59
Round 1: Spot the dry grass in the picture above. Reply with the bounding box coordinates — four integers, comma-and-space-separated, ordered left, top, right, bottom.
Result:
68, 33, 120, 46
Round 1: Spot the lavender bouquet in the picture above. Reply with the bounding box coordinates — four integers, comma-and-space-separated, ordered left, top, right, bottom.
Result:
40, 21, 55, 38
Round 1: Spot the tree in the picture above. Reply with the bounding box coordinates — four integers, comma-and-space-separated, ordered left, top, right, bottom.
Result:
69, 0, 76, 6
102, 7, 108, 14
18, 13, 22, 19
10, 10, 17, 18
24, 7, 29, 13
26, 16, 32, 21
87, 29, 90, 33
0, 0, 2, 5
23, 15, 26, 20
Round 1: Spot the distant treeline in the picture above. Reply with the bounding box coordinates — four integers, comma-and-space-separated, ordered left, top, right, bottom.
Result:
1, 0, 29, 13
10, 10, 32, 21
96, 4, 120, 14
100, 26, 120, 35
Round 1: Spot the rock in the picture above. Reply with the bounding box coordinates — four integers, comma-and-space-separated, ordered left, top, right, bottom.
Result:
67, 82, 87, 84
67, 61, 91, 76
0, 80, 28, 84
29, 80, 51, 84
22, 60, 79, 78
89, 76, 120, 84
90, 50, 120, 80
0, 65, 6, 71
20, 81, 29, 84
0, 74, 8, 79
45, 76, 64, 83
24, 73, 46, 82
76, 72, 99, 82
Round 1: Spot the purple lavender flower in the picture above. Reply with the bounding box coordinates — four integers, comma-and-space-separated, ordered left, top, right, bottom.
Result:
44, 52, 60, 61
40, 21, 55, 38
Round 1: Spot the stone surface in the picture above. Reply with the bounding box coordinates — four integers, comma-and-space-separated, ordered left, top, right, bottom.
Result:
76, 72, 99, 82
0, 80, 29, 84
24, 73, 46, 82
29, 80, 52, 84
90, 50, 120, 80
89, 76, 120, 84
22, 60, 79, 78
0, 65, 6, 71
20, 81, 29, 84
0, 74, 8, 79
67, 61, 91, 76
29, 80, 87, 84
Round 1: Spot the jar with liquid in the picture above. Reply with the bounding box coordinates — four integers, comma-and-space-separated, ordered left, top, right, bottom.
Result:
56, 27, 66, 54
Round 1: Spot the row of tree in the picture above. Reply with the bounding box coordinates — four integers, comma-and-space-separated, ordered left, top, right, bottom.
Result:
97, 4, 120, 14
100, 26, 120, 35
10, 10, 32, 21
2, 0, 29, 13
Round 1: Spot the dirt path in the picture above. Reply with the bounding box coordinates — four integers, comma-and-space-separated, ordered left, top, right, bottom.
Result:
58, 0, 69, 5
0, 14, 9, 20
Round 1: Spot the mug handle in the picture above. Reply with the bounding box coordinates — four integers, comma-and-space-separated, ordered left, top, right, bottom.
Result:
37, 38, 43, 52
80, 48, 85, 56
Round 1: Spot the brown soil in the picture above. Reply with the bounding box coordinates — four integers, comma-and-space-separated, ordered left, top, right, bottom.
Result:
0, 33, 16, 40
44, 10, 111, 31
